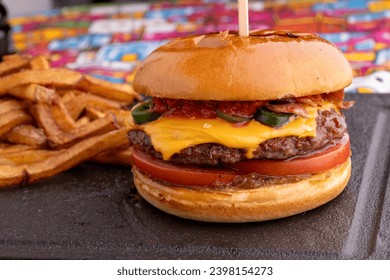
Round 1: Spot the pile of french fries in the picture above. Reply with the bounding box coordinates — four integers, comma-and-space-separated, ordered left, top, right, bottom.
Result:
0, 54, 139, 188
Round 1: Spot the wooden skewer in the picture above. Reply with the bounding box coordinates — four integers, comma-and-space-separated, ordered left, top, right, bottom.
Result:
238, 0, 249, 36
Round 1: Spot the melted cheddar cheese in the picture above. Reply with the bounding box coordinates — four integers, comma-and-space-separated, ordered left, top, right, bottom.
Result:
135, 106, 324, 160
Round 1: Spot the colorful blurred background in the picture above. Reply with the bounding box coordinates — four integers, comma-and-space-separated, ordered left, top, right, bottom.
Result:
4, 0, 390, 93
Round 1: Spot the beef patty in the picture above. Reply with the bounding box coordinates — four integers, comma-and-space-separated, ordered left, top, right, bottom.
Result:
128, 109, 347, 166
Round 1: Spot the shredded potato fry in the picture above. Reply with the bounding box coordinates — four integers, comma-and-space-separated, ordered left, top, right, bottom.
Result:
0, 55, 137, 188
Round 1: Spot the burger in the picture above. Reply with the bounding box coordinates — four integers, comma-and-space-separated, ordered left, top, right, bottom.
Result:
127, 29, 353, 222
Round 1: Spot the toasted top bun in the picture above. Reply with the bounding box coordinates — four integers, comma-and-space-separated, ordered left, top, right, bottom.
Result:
133, 30, 353, 101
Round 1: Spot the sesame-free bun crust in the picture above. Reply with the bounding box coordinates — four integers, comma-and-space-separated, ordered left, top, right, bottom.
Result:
133, 158, 351, 223
133, 30, 353, 101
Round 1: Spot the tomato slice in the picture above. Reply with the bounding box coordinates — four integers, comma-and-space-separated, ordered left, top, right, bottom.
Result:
232, 137, 350, 176
132, 148, 239, 186
132, 136, 350, 186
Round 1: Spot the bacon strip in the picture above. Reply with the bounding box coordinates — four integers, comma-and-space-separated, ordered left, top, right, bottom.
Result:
340, 100, 355, 109
322, 90, 355, 109
266, 103, 309, 118
295, 95, 324, 107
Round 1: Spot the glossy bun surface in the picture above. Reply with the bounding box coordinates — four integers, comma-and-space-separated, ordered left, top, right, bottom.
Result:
133, 30, 353, 100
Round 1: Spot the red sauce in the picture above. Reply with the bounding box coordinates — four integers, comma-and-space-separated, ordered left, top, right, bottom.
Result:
150, 92, 348, 120
218, 101, 265, 117
152, 97, 265, 119
153, 98, 217, 118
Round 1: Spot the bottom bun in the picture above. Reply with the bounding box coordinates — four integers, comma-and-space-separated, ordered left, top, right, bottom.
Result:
133, 158, 351, 223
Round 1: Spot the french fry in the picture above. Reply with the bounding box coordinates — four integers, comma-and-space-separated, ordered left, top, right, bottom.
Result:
64, 93, 123, 120
27, 128, 129, 184
50, 101, 77, 132
0, 164, 25, 188
0, 149, 60, 165
0, 110, 33, 137
102, 109, 131, 125
75, 116, 90, 127
0, 144, 37, 156
8, 84, 60, 104
2, 125, 47, 147
77, 75, 140, 102
0, 55, 30, 76
2, 54, 30, 62
29, 55, 50, 70
92, 147, 132, 166
29, 103, 63, 137
82, 94, 124, 110
62, 94, 91, 120
62, 96, 86, 119
0, 128, 129, 188
85, 107, 106, 120
0, 69, 83, 96
0, 99, 28, 115
60, 91, 76, 103
48, 114, 119, 149
56, 88, 84, 97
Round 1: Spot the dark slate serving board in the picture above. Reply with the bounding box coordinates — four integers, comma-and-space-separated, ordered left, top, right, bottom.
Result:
1, 94, 390, 260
